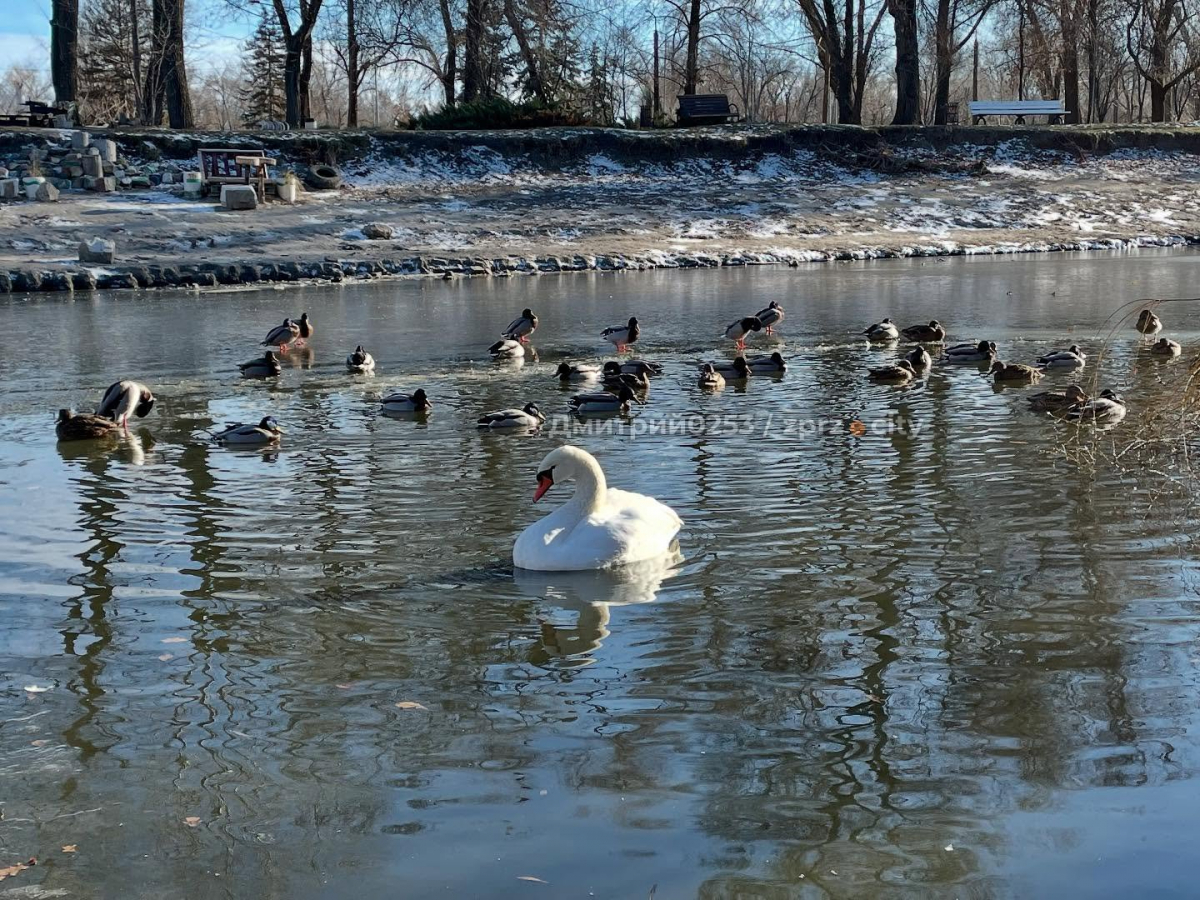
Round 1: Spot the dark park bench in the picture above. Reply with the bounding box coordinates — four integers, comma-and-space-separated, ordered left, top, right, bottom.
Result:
0, 100, 68, 129
676, 94, 740, 127
969, 100, 1068, 125
198, 147, 267, 196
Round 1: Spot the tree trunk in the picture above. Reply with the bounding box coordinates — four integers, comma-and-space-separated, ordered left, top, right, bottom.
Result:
273, 0, 323, 126
1149, 79, 1166, 120
932, 0, 952, 124
503, 0, 548, 102
462, 0, 485, 102
51, 0, 80, 104
346, 0, 358, 125
438, 0, 456, 106
157, 0, 192, 127
300, 33, 313, 120
887, 0, 919, 124
684, 0, 701, 94
130, 0, 143, 119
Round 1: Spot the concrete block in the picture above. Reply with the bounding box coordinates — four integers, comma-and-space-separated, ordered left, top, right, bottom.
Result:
71, 131, 90, 150
81, 155, 103, 178
0, 178, 19, 199
78, 237, 116, 264
220, 184, 258, 210
94, 138, 118, 163
90, 176, 116, 193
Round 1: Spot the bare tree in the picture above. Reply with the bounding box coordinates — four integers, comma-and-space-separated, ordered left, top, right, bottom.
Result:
793, 0, 887, 122
927, 0, 994, 123
1126, 0, 1200, 119
143, 0, 193, 126
51, 0, 81, 104
271, 0, 325, 124
889, 0, 920, 121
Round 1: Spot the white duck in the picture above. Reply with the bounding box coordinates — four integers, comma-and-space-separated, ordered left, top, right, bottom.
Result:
602, 317, 640, 352
1037, 344, 1086, 370
478, 402, 545, 429
96, 380, 155, 428
381, 389, 432, 413
346, 345, 376, 373
512, 445, 682, 571
489, 338, 525, 360
211, 416, 285, 445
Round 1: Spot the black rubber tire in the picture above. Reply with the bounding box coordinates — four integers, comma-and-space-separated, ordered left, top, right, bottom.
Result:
306, 164, 343, 190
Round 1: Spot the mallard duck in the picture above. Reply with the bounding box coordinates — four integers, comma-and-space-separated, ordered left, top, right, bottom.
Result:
906, 347, 932, 370
1150, 337, 1182, 357
902, 320, 947, 343
262, 318, 300, 352
1068, 389, 1127, 423
943, 340, 996, 363
56, 408, 121, 441
754, 301, 785, 335
602, 317, 640, 352
240, 351, 282, 378
707, 356, 753, 381
488, 338, 525, 360
503, 308, 538, 343
746, 352, 787, 373
212, 416, 285, 445
869, 360, 918, 384
698, 363, 725, 390
1028, 384, 1089, 413
725, 316, 762, 350
863, 318, 899, 342
1037, 345, 1086, 370
381, 389, 432, 413
555, 362, 601, 382
96, 380, 155, 428
988, 360, 1043, 384
1136, 309, 1163, 338
346, 345, 375, 373
616, 359, 664, 377
602, 361, 650, 392
295, 312, 314, 346
478, 402, 545, 429
570, 384, 641, 415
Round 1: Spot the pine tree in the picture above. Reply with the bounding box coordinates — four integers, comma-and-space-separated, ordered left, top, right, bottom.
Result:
239, 17, 287, 125
78, 0, 151, 122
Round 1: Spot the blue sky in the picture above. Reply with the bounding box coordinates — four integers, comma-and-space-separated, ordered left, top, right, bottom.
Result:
3, 1, 50, 65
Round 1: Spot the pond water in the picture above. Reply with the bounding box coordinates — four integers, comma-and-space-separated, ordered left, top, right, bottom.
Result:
2, 250, 1200, 898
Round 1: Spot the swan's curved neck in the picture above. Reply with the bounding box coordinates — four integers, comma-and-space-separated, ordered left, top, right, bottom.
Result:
565, 454, 607, 516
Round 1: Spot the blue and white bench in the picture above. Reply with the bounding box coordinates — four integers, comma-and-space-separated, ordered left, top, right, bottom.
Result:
969, 100, 1067, 125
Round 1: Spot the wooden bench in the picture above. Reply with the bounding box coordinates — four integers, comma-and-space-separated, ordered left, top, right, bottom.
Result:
969, 100, 1067, 125
676, 94, 740, 126
198, 148, 267, 197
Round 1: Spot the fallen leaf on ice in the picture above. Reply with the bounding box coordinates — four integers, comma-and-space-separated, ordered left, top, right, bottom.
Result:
395, 701, 427, 710
61, 845, 77, 854
517, 876, 547, 884
157, 654, 173, 662
161, 637, 186, 644
23, 685, 50, 693
0, 859, 35, 881
183, 817, 201, 827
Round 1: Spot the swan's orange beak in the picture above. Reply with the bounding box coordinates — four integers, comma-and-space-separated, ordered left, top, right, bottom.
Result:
533, 473, 553, 502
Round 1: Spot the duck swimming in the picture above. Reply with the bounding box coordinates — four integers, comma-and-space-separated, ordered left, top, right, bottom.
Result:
211, 416, 285, 445
555, 363, 602, 382
724, 316, 762, 350
707, 357, 752, 380
478, 402, 545, 429
902, 320, 947, 343
906, 347, 932, 371
512, 445, 682, 571
1150, 337, 1182, 356
1136, 309, 1163, 338
488, 338, 525, 360
698, 363, 725, 389
1028, 384, 1089, 413
503, 308, 539, 343
240, 351, 282, 378
1037, 345, 1086, 370
614, 359, 663, 377
56, 408, 121, 441
601, 361, 650, 392
346, 345, 375, 373
746, 352, 787, 373
869, 360, 918, 384
570, 384, 641, 415
96, 380, 155, 428
988, 360, 1043, 384
754, 301, 785, 335
943, 340, 996, 363
1068, 389, 1127, 423
602, 317, 640, 353
381, 389, 432, 413
262, 318, 300, 353
863, 318, 899, 342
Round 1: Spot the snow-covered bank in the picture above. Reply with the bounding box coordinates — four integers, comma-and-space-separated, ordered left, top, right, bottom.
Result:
1, 128, 1199, 293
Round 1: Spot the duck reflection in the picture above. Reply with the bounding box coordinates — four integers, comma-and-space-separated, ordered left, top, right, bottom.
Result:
513, 551, 681, 667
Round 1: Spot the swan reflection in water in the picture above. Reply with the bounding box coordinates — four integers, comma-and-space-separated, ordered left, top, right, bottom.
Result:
513, 550, 682, 667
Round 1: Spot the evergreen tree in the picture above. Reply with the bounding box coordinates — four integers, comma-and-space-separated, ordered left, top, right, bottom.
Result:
78, 0, 151, 122
239, 17, 287, 124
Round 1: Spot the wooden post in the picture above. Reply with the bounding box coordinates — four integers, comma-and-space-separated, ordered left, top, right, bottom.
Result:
972, 40, 979, 101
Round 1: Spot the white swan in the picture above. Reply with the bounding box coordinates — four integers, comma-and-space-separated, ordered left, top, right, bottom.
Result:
513, 446, 682, 571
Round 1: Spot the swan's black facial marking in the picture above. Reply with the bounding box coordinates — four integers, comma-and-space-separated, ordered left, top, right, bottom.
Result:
533, 466, 555, 502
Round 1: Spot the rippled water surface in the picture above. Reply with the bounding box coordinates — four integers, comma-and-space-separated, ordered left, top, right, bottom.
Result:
3, 251, 1200, 899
